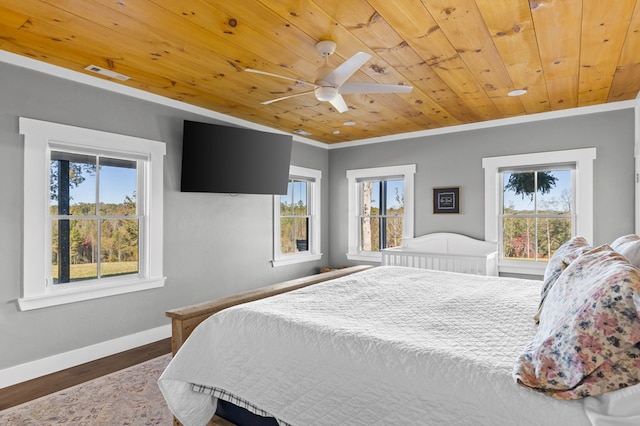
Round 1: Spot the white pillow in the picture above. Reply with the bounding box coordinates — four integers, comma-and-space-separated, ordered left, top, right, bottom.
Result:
611, 234, 640, 269
619, 241, 640, 269
611, 234, 640, 251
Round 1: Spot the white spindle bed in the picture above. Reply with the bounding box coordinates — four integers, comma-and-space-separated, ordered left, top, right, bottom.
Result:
381, 232, 498, 276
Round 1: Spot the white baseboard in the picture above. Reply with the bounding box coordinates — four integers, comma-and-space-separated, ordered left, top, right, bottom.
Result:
0, 324, 171, 389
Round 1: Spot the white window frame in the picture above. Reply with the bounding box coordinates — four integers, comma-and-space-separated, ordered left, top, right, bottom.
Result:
346, 164, 416, 262
20, 117, 166, 310
483, 148, 596, 276
272, 165, 322, 267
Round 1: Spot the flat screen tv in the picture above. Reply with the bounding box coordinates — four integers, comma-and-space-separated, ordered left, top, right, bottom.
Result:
180, 120, 293, 195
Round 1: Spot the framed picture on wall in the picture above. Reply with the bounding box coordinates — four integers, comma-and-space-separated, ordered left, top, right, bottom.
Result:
433, 187, 460, 214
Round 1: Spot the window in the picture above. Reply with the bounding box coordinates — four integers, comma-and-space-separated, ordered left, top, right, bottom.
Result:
20, 118, 166, 310
501, 168, 573, 262
483, 148, 596, 275
347, 164, 416, 262
272, 165, 322, 267
279, 179, 310, 254
358, 179, 405, 251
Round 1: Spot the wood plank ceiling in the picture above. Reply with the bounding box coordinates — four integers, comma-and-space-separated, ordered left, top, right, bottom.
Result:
1, 0, 639, 144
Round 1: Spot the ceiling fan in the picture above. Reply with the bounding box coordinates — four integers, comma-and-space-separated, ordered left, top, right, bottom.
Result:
245, 40, 413, 113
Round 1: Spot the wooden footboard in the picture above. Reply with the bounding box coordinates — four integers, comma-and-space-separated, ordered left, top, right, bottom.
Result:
165, 265, 374, 355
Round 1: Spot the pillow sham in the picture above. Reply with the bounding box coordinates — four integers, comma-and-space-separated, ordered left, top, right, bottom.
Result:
611, 234, 640, 269
610, 234, 640, 252
514, 245, 640, 399
535, 236, 591, 323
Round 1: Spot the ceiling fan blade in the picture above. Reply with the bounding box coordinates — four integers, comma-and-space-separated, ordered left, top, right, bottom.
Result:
339, 82, 413, 94
323, 52, 371, 87
245, 68, 317, 87
329, 94, 349, 113
261, 90, 314, 105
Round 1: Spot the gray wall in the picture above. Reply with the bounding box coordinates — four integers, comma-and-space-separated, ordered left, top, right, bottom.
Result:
0, 57, 636, 373
0, 61, 329, 370
328, 109, 636, 268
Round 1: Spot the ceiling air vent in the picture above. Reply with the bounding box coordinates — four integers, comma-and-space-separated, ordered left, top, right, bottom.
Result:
84, 65, 130, 81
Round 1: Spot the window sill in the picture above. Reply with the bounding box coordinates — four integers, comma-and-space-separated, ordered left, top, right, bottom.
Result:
271, 253, 322, 268
346, 252, 382, 263
18, 276, 166, 311
498, 260, 546, 277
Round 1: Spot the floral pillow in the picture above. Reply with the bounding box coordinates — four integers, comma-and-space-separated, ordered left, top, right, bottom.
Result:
514, 245, 640, 399
535, 236, 591, 323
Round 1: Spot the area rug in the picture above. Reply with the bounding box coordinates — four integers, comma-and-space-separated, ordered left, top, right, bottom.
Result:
0, 353, 173, 425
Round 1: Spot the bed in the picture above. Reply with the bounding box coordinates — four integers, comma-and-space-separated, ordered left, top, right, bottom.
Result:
159, 239, 640, 426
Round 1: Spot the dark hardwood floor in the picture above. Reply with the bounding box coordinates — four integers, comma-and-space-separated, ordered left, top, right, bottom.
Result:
0, 338, 171, 410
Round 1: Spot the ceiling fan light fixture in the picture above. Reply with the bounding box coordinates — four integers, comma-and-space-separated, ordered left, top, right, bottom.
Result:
315, 86, 338, 101
250, 41, 410, 112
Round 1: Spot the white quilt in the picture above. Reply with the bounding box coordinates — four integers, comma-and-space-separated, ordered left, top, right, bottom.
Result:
159, 266, 635, 426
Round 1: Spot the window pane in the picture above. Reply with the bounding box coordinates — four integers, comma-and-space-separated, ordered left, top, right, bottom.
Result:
361, 181, 379, 215
503, 172, 535, 214
537, 170, 572, 214
52, 219, 98, 284
100, 218, 139, 277
385, 217, 403, 248
292, 180, 307, 216
280, 181, 293, 215
99, 158, 137, 216
294, 217, 308, 252
50, 151, 96, 216
280, 217, 295, 254
361, 217, 380, 252
502, 217, 536, 260
537, 217, 572, 260
385, 179, 404, 216
503, 170, 572, 215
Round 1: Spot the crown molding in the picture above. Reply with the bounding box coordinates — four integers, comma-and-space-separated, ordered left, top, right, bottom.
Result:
0, 50, 322, 148
327, 99, 637, 149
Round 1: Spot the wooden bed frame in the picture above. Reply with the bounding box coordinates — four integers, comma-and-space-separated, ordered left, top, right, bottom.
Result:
165, 265, 374, 355
165, 265, 374, 426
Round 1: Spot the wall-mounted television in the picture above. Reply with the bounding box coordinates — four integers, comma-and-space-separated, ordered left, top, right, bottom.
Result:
180, 120, 292, 195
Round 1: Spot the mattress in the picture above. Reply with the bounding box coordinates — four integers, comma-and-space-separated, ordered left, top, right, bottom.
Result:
159, 266, 638, 425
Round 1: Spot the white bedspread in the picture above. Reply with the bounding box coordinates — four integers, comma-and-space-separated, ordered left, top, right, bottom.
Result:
159, 266, 634, 425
